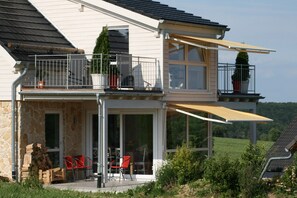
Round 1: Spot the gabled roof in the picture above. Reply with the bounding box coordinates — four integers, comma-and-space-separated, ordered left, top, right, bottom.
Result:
103, 0, 228, 29
0, 0, 79, 61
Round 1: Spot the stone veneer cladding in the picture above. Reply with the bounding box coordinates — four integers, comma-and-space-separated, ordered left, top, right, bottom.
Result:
0, 101, 84, 180
0, 101, 13, 178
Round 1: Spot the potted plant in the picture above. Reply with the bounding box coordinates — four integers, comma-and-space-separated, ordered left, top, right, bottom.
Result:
109, 62, 120, 89
91, 26, 110, 89
36, 69, 48, 88
231, 51, 250, 93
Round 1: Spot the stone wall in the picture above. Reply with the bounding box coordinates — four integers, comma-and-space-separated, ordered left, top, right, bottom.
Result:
19, 101, 84, 177
0, 101, 12, 178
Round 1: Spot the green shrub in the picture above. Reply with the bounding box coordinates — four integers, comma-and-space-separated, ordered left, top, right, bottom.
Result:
204, 154, 240, 197
239, 143, 267, 198
156, 162, 177, 189
21, 176, 43, 190
278, 155, 297, 194
156, 144, 204, 189
170, 145, 204, 185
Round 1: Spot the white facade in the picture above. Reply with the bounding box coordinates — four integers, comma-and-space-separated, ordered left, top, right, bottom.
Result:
0, 46, 18, 101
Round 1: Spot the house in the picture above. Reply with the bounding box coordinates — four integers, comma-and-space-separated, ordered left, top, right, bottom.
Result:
0, 0, 274, 184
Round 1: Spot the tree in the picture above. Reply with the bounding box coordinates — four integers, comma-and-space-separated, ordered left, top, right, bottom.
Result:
91, 26, 110, 74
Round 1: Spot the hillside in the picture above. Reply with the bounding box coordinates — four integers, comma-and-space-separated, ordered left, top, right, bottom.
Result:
213, 137, 274, 159
213, 102, 297, 141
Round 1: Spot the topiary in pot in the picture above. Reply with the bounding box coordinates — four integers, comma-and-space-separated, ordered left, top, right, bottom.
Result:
91, 26, 110, 89
231, 51, 250, 93
91, 26, 110, 74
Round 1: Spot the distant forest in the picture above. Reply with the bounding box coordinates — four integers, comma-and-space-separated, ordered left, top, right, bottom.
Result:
213, 102, 297, 141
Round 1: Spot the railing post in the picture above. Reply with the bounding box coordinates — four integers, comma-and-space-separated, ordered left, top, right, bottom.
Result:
34, 55, 37, 89
100, 53, 103, 74
66, 54, 69, 89
253, 66, 256, 94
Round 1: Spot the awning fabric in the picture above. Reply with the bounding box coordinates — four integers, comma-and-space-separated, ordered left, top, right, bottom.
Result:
169, 103, 273, 124
169, 34, 275, 54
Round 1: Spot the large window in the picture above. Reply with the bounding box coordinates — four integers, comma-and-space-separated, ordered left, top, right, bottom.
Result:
167, 111, 208, 151
169, 42, 207, 90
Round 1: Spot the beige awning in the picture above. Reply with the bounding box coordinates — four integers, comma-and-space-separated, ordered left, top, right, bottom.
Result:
169, 34, 275, 54
169, 103, 273, 124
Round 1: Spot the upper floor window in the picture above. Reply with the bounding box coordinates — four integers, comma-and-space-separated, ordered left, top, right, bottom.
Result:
169, 42, 207, 90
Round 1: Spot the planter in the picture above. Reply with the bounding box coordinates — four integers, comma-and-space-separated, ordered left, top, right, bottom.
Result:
232, 80, 240, 93
37, 81, 45, 89
109, 74, 118, 89
91, 74, 108, 89
241, 80, 249, 94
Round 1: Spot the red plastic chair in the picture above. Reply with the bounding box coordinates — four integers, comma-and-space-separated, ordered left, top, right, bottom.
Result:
73, 155, 93, 179
111, 155, 132, 180
64, 155, 77, 181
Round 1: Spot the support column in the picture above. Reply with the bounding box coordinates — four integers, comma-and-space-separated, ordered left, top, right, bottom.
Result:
102, 100, 108, 185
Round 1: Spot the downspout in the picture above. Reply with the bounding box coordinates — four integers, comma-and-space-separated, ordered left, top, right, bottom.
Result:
259, 149, 292, 180
11, 67, 28, 181
96, 93, 103, 188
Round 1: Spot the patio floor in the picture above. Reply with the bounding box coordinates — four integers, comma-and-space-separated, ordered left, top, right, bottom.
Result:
45, 179, 148, 193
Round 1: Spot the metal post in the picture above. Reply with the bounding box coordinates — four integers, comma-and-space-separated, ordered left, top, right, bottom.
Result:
96, 93, 102, 188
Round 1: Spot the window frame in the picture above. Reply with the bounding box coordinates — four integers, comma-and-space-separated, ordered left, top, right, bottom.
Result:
168, 41, 208, 91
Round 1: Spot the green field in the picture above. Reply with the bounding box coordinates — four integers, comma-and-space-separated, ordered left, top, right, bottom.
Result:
213, 137, 274, 159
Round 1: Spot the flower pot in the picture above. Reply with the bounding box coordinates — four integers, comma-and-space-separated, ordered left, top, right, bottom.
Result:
241, 80, 249, 94
109, 74, 118, 89
232, 80, 240, 93
37, 81, 45, 89
91, 74, 108, 89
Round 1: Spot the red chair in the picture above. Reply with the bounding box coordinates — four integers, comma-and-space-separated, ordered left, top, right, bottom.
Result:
64, 155, 77, 181
73, 155, 93, 179
110, 155, 132, 180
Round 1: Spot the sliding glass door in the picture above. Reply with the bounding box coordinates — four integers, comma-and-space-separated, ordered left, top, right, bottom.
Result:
91, 113, 153, 175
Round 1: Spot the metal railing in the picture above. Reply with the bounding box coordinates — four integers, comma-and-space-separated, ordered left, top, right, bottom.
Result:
22, 54, 161, 91
218, 63, 256, 94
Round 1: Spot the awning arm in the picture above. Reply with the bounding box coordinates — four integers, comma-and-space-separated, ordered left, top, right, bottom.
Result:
168, 107, 232, 124
170, 36, 234, 52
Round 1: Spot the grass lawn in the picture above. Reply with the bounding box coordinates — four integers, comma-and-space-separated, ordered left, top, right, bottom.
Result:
213, 137, 274, 159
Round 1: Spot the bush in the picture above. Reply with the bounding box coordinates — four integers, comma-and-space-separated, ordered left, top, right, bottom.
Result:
21, 176, 43, 190
156, 144, 204, 189
278, 155, 297, 194
204, 155, 240, 197
239, 143, 267, 198
170, 145, 204, 185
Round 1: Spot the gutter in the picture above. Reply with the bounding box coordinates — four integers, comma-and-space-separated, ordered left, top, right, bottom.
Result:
11, 67, 28, 181
259, 149, 292, 180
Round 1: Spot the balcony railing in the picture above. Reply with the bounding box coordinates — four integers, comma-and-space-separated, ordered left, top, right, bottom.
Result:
22, 54, 161, 91
218, 63, 256, 94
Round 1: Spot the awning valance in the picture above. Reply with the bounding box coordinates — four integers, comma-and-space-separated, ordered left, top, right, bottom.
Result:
169, 34, 275, 54
168, 103, 273, 124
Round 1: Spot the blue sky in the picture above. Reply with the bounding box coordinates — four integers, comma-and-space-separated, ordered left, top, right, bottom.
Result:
159, 0, 297, 102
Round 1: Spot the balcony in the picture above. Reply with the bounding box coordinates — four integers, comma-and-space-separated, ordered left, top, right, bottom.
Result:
218, 63, 263, 102
22, 54, 162, 92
